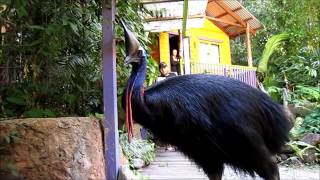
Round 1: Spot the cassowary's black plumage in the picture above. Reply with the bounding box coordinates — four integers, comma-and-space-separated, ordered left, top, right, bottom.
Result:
121, 22, 291, 180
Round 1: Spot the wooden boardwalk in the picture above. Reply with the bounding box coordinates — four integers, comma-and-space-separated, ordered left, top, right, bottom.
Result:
139, 148, 260, 180
139, 149, 209, 180
138, 148, 320, 180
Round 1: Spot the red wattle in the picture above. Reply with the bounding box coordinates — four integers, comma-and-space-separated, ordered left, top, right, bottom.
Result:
126, 88, 132, 142
128, 89, 134, 140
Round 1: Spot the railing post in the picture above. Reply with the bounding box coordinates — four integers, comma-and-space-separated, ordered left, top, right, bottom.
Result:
246, 23, 253, 67
102, 0, 119, 179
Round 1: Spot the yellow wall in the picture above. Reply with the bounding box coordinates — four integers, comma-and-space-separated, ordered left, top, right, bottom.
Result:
159, 32, 170, 65
188, 19, 231, 65
158, 18, 232, 66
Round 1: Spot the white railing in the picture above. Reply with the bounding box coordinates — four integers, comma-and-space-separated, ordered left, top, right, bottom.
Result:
190, 63, 257, 87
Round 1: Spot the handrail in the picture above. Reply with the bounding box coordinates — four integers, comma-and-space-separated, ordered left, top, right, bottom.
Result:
190, 63, 257, 87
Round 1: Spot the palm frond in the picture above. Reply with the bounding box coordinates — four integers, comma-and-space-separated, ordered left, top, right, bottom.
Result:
257, 33, 290, 73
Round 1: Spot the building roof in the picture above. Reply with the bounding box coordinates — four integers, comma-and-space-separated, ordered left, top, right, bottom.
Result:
142, 0, 263, 38
206, 0, 262, 38
143, 0, 207, 32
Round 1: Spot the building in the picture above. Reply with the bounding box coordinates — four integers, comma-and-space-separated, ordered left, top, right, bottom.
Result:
142, 0, 262, 87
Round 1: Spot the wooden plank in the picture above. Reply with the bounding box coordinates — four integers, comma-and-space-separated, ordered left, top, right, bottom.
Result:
198, 36, 224, 43
215, 7, 242, 18
215, 0, 247, 27
182, 0, 188, 37
244, 17, 253, 22
215, 12, 229, 18
246, 23, 253, 67
142, 0, 184, 4
205, 16, 244, 28
145, 15, 203, 22
222, 24, 233, 29
102, 0, 119, 179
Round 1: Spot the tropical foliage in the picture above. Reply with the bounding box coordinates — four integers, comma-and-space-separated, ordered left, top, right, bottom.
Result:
231, 2, 320, 162
0, 0, 158, 120
233, 0, 320, 88
296, 108, 320, 135
232, 0, 320, 106
1, 0, 103, 118
257, 33, 289, 74
119, 132, 155, 169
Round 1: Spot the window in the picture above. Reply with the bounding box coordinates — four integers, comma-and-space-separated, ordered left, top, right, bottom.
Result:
199, 42, 220, 64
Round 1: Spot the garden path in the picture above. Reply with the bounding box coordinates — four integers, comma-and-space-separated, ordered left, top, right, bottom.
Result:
139, 148, 320, 180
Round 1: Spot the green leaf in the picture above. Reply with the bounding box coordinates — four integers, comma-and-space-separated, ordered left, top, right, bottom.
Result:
6, 96, 26, 106
257, 33, 290, 73
24, 109, 45, 118
4, 136, 10, 143
28, 25, 45, 30
69, 22, 79, 36
43, 109, 56, 117
23, 108, 56, 118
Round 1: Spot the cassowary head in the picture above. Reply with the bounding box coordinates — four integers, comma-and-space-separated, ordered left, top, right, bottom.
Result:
121, 20, 146, 65
121, 20, 148, 141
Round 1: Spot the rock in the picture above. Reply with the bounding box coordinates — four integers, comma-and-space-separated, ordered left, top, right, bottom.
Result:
302, 148, 318, 164
132, 158, 144, 169
301, 133, 320, 146
288, 104, 312, 117
119, 146, 129, 166
281, 156, 303, 166
133, 123, 142, 139
279, 154, 288, 161
118, 165, 142, 180
0, 117, 105, 180
281, 144, 294, 154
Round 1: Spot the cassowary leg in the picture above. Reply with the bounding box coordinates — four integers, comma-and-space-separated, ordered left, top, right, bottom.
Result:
208, 173, 223, 180
254, 154, 280, 180
205, 164, 224, 180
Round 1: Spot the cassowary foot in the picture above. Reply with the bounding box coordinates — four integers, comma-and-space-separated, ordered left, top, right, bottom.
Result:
208, 174, 222, 180
207, 166, 223, 180
255, 159, 280, 180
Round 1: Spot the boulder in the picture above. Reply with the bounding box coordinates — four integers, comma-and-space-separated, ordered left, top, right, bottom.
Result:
281, 144, 294, 154
280, 156, 303, 166
301, 133, 320, 146
0, 117, 105, 180
288, 104, 312, 117
302, 148, 318, 164
119, 146, 129, 166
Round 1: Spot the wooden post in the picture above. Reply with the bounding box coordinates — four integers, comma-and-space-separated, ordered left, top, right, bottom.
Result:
102, 0, 119, 179
181, 0, 189, 74
183, 38, 191, 74
245, 23, 253, 67
182, 0, 188, 37
178, 30, 184, 75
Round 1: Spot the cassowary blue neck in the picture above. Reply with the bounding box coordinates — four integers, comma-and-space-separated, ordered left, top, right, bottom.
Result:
124, 57, 147, 141
128, 57, 147, 101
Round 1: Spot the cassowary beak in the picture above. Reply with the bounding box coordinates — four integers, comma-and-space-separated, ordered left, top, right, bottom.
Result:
121, 20, 141, 65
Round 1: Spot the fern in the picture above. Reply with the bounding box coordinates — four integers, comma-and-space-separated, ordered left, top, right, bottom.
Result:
297, 108, 320, 135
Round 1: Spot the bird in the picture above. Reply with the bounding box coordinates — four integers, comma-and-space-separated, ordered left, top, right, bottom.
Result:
121, 21, 292, 180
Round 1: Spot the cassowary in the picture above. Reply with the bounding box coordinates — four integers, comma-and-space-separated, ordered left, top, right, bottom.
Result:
121, 22, 291, 180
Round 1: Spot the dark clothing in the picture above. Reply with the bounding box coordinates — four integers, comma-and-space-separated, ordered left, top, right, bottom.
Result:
170, 56, 180, 75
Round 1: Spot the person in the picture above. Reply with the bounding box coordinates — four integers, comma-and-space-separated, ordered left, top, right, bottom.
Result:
156, 62, 177, 82
170, 49, 180, 75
